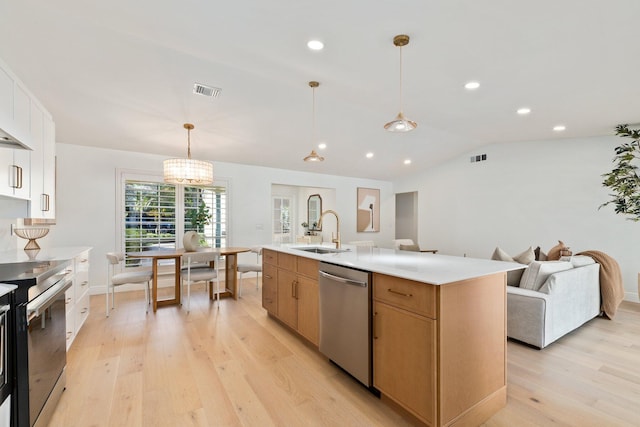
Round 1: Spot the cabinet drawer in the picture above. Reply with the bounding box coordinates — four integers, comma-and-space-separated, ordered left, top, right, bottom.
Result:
263, 249, 277, 265
76, 253, 90, 272
66, 310, 75, 349
373, 273, 436, 319
262, 262, 277, 314
75, 271, 90, 299
75, 292, 91, 333
277, 252, 296, 270
297, 257, 319, 278
65, 288, 75, 312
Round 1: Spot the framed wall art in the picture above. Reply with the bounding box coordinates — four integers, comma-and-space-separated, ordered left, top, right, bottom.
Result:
356, 187, 380, 232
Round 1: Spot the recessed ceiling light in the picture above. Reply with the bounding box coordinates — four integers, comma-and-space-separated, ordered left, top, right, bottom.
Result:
318, 143, 327, 149
464, 81, 480, 90
366, 152, 374, 159
307, 40, 324, 50
517, 108, 531, 115
553, 125, 566, 132
404, 159, 412, 165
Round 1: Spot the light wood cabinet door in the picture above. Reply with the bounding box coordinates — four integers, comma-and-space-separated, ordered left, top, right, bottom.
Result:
373, 301, 436, 425
262, 262, 277, 314
276, 268, 298, 329
296, 275, 319, 345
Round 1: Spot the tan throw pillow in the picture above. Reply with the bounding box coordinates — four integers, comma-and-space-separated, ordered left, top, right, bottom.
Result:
513, 247, 535, 265
519, 260, 574, 291
491, 246, 533, 287
547, 240, 568, 261
491, 246, 513, 262
399, 244, 420, 252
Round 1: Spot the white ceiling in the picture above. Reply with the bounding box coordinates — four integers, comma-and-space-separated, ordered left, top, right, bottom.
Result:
1, 0, 639, 181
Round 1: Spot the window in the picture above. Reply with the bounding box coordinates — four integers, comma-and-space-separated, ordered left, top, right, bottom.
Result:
184, 185, 227, 248
272, 195, 292, 243
119, 171, 229, 267
124, 181, 176, 255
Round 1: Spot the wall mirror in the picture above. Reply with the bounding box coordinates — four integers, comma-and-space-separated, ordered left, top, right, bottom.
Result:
307, 194, 322, 231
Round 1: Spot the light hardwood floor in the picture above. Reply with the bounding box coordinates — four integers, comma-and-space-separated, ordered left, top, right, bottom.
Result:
49, 282, 640, 427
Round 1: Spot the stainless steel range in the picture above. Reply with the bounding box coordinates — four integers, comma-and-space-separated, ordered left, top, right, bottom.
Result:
0, 259, 73, 427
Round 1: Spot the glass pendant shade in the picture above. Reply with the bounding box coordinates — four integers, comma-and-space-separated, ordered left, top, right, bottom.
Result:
385, 34, 417, 132
304, 149, 324, 162
384, 111, 417, 132
164, 123, 214, 185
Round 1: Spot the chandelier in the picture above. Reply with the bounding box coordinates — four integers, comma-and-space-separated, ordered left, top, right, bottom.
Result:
164, 123, 213, 185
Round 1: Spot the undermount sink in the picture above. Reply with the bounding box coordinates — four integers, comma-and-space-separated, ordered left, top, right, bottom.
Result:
293, 246, 349, 254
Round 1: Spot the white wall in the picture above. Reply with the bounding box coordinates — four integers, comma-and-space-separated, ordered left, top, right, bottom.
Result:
394, 135, 640, 302
49, 144, 394, 293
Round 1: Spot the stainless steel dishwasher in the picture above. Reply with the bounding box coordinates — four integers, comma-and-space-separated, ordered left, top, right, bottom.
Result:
318, 262, 372, 388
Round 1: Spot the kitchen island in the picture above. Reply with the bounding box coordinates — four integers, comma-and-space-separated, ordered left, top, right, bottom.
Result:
262, 244, 522, 427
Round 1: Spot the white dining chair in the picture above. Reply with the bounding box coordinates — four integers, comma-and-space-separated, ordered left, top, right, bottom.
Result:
237, 246, 262, 297
181, 251, 220, 312
105, 252, 153, 317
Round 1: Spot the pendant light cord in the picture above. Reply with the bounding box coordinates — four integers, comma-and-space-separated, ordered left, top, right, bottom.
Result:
399, 45, 404, 114
186, 127, 191, 159
312, 86, 316, 148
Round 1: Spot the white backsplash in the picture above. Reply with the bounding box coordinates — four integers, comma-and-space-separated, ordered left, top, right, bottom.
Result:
0, 197, 29, 252
0, 217, 18, 252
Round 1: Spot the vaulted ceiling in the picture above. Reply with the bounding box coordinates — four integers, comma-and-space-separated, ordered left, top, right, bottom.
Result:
1, 0, 638, 180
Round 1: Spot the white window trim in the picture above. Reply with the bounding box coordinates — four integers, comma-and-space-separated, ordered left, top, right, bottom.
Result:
115, 168, 232, 270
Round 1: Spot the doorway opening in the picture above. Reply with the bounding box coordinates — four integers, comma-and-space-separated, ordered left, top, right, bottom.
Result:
395, 191, 417, 243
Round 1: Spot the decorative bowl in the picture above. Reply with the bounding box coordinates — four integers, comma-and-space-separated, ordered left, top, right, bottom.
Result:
13, 227, 50, 250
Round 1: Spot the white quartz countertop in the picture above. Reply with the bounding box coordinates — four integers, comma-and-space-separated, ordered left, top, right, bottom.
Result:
0, 246, 92, 264
264, 244, 524, 285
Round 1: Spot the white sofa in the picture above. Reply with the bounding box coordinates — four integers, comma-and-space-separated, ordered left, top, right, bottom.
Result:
506, 259, 601, 349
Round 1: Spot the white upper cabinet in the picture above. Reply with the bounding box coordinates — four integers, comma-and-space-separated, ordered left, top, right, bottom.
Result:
41, 116, 55, 218
0, 68, 13, 133
0, 146, 30, 199
0, 56, 55, 217
29, 102, 55, 219
0, 58, 34, 150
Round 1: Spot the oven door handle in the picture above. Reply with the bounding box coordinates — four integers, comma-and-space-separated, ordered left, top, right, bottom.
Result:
27, 278, 72, 323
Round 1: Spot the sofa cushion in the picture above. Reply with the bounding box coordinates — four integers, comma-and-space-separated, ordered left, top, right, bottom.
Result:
519, 260, 574, 291
547, 240, 568, 261
560, 255, 596, 268
534, 246, 548, 261
492, 246, 534, 286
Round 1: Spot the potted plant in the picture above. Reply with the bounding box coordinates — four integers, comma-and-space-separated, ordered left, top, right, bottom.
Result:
601, 124, 640, 220
186, 200, 212, 247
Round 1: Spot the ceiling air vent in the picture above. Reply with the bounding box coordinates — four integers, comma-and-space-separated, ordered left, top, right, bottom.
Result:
193, 82, 221, 98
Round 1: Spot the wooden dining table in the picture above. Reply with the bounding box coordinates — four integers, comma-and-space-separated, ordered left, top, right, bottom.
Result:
127, 247, 251, 312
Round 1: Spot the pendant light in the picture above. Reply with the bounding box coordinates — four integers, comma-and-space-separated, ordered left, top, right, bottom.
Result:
164, 123, 214, 185
303, 81, 325, 162
384, 34, 417, 132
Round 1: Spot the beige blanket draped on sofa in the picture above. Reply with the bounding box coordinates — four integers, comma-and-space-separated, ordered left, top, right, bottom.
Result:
577, 250, 624, 319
